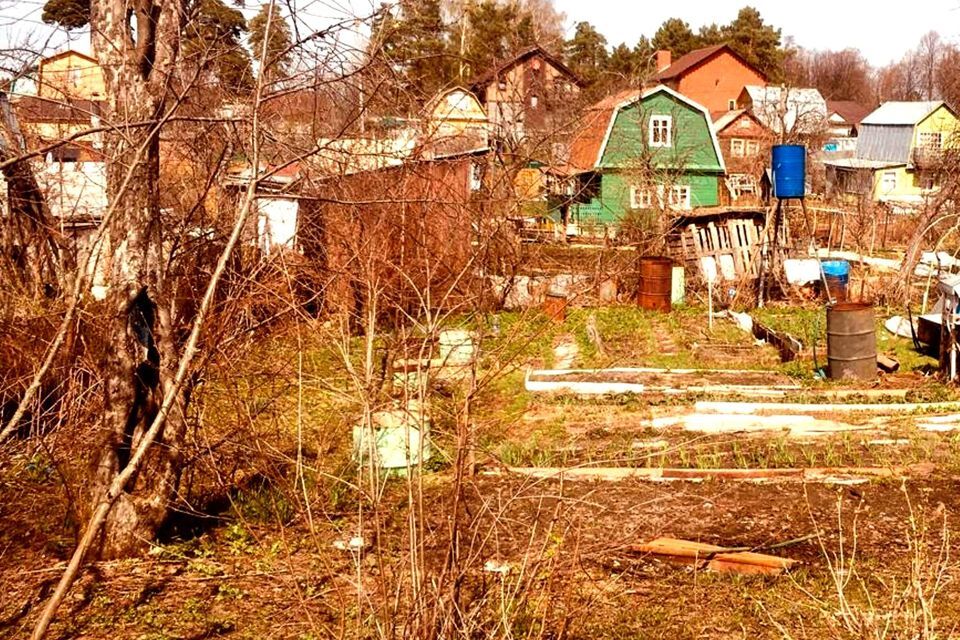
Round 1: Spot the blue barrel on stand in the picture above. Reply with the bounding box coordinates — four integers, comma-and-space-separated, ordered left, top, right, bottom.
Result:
772, 144, 806, 198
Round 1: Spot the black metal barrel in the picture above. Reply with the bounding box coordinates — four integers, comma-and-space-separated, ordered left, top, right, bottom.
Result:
826, 302, 876, 380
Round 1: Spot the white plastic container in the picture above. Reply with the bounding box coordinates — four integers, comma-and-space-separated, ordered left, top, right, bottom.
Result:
353, 400, 431, 470
438, 329, 475, 364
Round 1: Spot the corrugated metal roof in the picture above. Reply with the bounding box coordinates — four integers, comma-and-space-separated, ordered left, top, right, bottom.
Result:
823, 157, 903, 170
856, 124, 914, 163
861, 101, 942, 125
742, 85, 827, 134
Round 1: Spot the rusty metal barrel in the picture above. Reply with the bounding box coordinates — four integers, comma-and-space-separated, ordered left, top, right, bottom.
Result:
826, 302, 876, 380
637, 256, 674, 312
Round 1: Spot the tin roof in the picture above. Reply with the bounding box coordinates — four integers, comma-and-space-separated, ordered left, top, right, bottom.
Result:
861, 101, 944, 125
856, 124, 915, 163
741, 85, 827, 134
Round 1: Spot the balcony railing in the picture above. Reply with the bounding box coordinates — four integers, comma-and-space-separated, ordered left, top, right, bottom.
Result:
911, 146, 945, 168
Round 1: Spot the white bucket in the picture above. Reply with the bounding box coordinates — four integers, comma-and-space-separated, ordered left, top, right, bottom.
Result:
353, 401, 431, 470
438, 329, 475, 364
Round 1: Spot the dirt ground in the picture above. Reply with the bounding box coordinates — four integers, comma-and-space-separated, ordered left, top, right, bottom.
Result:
3, 467, 960, 639
4, 304, 960, 639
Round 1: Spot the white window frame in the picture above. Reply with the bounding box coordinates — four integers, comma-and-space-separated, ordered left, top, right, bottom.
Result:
746, 140, 760, 156
730, 138, 745, 157
919, 132, 943, 149
666, 185, 691, 210
629, 186, 654, 209
881, 171, 897, 193
530, 95, 539, 108
649, 115, 672, 148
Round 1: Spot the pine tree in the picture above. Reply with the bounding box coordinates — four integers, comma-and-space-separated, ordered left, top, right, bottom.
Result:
370, 0, 453, 98
565, 21, 608, 86
249, 3, 294, 82
651, 18, 698, 58
183, 0, 252, 93
722, 6, 784, 81
463, 1, 538, 80
41, 0, 88, 29
42, 0, 254, 93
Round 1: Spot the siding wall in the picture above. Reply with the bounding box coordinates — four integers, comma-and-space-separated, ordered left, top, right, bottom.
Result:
572, 171, 720, 226
599, 92, 723, 172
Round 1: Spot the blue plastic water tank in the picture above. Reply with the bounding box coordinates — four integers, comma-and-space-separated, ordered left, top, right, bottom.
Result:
772, 144, 806, 198
821, 260, 850, 277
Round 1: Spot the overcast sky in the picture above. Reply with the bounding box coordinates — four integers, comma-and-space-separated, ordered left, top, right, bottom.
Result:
2, 0, 959, 68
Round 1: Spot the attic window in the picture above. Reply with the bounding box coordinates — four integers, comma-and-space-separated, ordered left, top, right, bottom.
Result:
530, 95, 539, 108
919, 132, 943, 149
497, 78, 507, 91
649, 115, 672, 148
728, 99, 736, 110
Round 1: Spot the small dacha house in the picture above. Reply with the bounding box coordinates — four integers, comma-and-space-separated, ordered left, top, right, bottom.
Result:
825, 101, 959, 208
559, 85, 725, 234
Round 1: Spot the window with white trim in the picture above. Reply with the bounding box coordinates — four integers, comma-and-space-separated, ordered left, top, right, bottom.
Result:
919, 132, 943, 149
731, 138, 745, 157
665, 185, 691, 209
881, 171, 897, 193
629, 186, 654, 209
746, 140, 760, 155
649, 115, 672, 147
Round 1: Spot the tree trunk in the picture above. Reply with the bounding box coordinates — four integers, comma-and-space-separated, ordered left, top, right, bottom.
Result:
88, 0, 189, 559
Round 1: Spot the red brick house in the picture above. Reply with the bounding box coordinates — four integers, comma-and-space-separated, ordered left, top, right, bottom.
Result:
653, 44, 767, 114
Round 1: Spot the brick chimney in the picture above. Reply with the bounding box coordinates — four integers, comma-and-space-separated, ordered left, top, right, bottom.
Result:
655, 50, 672, 73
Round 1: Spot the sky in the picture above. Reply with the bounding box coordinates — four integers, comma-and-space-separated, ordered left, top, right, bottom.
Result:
1, 0, 958, 68
552, 0, 960, 66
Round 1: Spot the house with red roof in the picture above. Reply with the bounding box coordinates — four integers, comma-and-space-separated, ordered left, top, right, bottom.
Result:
556, 85, 725, 234
652, 44, 767, 114
824, 100, 873, 154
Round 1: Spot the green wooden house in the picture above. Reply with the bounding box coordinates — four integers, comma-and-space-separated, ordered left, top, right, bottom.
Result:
561, 85, 725, 233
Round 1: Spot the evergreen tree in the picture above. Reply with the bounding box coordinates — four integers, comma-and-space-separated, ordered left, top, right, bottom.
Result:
697, 23, 725, 47
464, 1, 534, 79
41, 0, 88, 29
607, 43, 638, 80
249, 3, 294, 82
183, 0, 252, 93
565, 21, 608, 85
722, 6, 784, 81
633, 36, 656, 78
42, 0, 254, 92
370, 0, 453, 97
651, 18, 698, 58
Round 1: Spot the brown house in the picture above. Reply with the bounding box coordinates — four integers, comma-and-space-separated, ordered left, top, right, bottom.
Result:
469, 46, 582, 142
653, 44, 767, 114
712, 109, 772, 205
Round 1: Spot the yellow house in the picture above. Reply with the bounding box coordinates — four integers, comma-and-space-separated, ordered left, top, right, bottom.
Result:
420, 87, 490, 158
826, 101, 958, 208
37, 50, 106, 101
